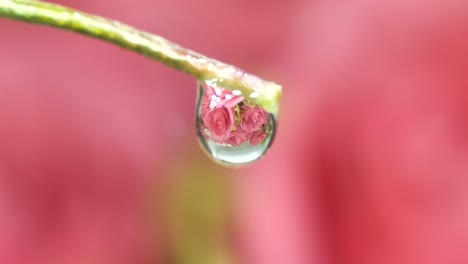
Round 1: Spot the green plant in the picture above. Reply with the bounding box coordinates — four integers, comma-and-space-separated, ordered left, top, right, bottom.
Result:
0, 0, 281, 116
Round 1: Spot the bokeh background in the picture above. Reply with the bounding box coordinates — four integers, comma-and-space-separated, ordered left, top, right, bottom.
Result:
1, 0, 468, 263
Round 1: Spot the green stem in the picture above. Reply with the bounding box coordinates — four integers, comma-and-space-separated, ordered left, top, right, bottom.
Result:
0, 0, 281, 115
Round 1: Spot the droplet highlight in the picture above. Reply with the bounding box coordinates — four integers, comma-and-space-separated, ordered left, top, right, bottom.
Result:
196, 80, 277, 166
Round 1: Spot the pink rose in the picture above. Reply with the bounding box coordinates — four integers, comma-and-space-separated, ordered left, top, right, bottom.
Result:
224, 127, 250, 146
239, 105, 269, 133
202, 106, 235, 143
249, 129, 267, 146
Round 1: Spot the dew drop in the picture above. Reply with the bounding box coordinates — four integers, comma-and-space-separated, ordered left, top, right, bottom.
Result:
196, 80, 277, 166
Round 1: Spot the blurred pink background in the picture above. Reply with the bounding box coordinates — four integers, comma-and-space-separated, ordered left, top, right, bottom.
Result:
1, 0, 468, 263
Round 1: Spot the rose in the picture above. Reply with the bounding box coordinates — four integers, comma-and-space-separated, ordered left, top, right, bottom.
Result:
249, 129, 267, 146
202, 106, 235, 143
224, 127, 250, 146
239, 105, 269, 133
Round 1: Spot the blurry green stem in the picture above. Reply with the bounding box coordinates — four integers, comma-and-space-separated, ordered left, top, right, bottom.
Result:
0, 0, 281, 115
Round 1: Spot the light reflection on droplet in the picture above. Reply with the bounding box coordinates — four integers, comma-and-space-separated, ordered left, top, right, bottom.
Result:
232, 90, 242, 96
196, 80, 277, 166
223, 67, 237, 73
214, 87, 222, 96
249, 91, 260, 98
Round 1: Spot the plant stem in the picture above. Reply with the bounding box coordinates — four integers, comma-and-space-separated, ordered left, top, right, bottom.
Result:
0, 0, 281, 115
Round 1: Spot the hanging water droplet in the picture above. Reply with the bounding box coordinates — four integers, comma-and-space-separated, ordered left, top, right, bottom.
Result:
196, 80, 277, 166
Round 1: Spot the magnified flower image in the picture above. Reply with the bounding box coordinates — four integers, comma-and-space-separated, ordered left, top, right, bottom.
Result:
199, 84, 270, 147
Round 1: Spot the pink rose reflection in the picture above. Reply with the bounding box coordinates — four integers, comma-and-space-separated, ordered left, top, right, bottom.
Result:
249, 129, 267, 146
200, 85, 270, 147
239, 105, 269, 133
225, 127, 250, 146
202, 106, 235, 143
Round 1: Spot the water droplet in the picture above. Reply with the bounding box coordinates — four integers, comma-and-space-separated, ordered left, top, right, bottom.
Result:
196, 80, 277, 166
